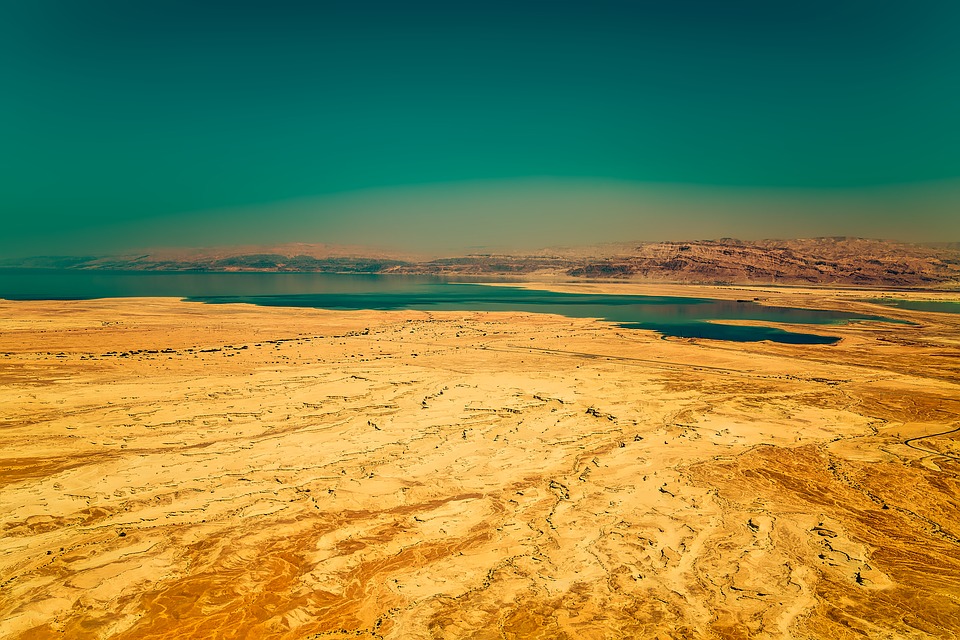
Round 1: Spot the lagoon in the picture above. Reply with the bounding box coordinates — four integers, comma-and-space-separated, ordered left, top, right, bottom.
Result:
868, 299, 960, 315
0, 270, 889, 344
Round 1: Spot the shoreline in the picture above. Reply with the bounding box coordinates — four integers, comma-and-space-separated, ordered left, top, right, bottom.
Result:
1, 295, 958, 638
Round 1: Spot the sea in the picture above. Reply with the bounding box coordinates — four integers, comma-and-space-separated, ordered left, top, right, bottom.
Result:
0, 269, 894, 345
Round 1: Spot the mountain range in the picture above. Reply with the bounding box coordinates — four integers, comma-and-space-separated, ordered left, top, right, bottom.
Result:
5, 238, 959, 288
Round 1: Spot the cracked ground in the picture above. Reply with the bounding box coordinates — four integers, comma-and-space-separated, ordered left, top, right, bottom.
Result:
1, 284, 959, 639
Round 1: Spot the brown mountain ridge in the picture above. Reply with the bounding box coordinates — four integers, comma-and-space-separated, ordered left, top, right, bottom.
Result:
5, 237, 960, 288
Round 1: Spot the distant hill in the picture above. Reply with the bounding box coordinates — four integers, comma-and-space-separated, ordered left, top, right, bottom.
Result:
4, 237, 959, 288
564, 238, 960, 287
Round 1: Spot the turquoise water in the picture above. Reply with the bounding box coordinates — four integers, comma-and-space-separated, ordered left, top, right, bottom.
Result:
868, 299, 960, 314
0, 270, 890, 344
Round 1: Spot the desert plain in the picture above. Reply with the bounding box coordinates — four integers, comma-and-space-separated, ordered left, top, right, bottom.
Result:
1, 283, 958, 639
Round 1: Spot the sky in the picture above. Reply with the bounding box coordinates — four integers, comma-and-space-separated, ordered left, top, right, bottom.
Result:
2, 0, 960, 256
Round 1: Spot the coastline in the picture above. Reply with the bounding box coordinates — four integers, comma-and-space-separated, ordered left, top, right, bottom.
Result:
1, 291, 958, 637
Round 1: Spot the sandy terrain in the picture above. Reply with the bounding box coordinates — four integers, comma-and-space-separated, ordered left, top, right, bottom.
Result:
1, 284, 958, 639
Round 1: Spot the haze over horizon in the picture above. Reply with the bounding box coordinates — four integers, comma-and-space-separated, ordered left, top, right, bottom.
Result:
3, 1, 960, 257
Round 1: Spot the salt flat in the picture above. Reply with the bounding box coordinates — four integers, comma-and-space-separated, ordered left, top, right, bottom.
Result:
1, 284, 958, 639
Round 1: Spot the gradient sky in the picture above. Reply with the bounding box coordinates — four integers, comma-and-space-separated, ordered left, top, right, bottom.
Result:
2, 0, 960, 256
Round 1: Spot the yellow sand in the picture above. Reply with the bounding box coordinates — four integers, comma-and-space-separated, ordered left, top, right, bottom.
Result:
1, 284, 958, 639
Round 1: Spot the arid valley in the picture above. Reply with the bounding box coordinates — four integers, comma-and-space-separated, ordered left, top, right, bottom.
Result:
1, 283, 958, 639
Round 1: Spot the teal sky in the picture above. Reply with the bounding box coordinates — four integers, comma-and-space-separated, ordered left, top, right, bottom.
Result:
2, 1, 960, 256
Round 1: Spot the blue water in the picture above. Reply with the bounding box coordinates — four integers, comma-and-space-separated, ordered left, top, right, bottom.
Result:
868, 298, 960, 314
0, 270, 891, 344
